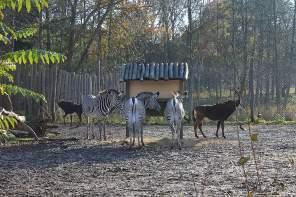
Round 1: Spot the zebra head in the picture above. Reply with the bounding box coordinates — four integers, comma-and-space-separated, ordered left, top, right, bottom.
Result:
106, 89, 123, 110
96, 89, 122, 113
136, 91, 161, 112
173, 91, 188, 102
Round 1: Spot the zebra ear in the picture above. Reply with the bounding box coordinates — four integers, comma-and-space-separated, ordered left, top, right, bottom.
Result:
119, 90, 124, 96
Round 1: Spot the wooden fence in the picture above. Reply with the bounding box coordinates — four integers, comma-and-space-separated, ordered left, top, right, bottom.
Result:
11, 66, 124, 119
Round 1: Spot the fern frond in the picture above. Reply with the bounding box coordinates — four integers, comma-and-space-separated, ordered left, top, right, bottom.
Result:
2, 84, 47, 103
1, 49, 66, 65
0, 22, 38, 44
15, 26, 38, 39
0, 70, 14, 82
0, 0, 48, 12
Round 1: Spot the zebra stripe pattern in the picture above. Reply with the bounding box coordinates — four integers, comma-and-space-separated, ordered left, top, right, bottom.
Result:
164, 91, 187, 149
82, 89, 122, 140
124, 91, 160, 147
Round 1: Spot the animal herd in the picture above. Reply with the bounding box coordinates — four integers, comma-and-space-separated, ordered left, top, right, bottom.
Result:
58, 89, 241, 150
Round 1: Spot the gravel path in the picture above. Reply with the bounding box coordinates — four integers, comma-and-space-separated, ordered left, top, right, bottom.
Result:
0, 124, 295, 196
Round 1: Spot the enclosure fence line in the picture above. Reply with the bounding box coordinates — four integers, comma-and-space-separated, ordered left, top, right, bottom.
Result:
12, 66, 124, 119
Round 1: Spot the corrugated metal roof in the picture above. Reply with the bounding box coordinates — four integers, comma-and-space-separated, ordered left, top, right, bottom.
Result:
120, 63, 189, 81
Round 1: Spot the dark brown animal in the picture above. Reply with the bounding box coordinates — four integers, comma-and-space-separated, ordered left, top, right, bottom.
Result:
58, 101, 82, 126
192, 99, 240, 138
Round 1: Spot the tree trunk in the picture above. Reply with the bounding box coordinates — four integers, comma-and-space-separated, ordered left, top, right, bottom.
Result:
187, 0, 193, 126
240, 0, 248, 96
284, 0, 296, 108
77, 1, 115, 69
249, 44, 256, 122
66, 0, 78, 70
51, 66, 58, 122
273, 0, 280, 112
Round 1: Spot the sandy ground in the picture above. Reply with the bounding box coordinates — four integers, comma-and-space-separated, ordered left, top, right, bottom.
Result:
0, 123, 296, 196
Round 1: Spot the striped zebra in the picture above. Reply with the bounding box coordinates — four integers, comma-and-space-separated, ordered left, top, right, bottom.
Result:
124, 92, 160, 147
81, 89, 122, 140
164, 91, 187, 150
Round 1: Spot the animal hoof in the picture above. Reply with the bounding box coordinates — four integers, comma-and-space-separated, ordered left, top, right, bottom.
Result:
195, 135, 199, 138
223, 135, 226, 139
203, 135, 207, 138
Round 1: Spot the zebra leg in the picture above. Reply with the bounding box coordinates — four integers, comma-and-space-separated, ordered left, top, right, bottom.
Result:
137, 128, 140, 147
216, 121, 221, 138
132, 125, 136, 146
170, 125, 175, 149
103, 121, 106, 141
98, 122, 101, 141
86, 117, 89, 140
91, 118, 95, 139
70, 115, 73, 127
63, 114, 67, 125
125, 122, 129, 138
90, 120, 93, 139
177, 126, 182, 150
129, 125, 132, 148
180, 122, 183, 140
141, 124, 144, 146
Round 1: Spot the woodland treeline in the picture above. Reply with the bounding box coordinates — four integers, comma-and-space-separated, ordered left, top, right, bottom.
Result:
2, 0, 296, 121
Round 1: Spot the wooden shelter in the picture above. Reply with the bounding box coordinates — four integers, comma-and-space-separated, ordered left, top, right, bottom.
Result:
120, 62, 189, 100
120, 62, 189, 138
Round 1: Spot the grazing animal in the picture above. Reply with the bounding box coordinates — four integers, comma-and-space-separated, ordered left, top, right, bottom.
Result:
164, 91, 187, 150
82, 89, 122, 140
135, 91, 161, 112
57, 101, 82, 126
192, 95, 240, 138
124, 92, 160, 147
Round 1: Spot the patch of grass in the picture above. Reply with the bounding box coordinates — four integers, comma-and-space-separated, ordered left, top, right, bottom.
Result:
265, 120, 296, 125
254, 118, 266, 124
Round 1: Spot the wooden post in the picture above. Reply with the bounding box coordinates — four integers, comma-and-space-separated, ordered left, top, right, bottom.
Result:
51, 65, 58, 121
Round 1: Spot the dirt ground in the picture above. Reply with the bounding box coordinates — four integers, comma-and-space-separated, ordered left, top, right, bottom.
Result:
0, 123, 296, 196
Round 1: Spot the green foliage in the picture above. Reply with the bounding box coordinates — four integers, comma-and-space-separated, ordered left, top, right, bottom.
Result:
250, 133, 258, 142
0, 0, 48, 13
0, 114, 18, 130
1, 49, 65, 65
3, 84, 46, 102
238, 156, 250, 166
0, 0, 65, 139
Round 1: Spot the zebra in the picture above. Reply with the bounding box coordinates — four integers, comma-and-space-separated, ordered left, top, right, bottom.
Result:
123, 91, 160, 147
81, 89, 122, 140
164, 91, 187, 150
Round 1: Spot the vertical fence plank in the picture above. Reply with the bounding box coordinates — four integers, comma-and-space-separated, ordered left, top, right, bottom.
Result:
11, 67, 122, 119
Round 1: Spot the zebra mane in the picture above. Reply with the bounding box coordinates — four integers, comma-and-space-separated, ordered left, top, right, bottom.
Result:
107, 89, 120, 94
98, 89, 120, 96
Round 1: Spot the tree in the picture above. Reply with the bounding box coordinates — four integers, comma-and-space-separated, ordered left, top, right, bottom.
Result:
0, 0, 65, 136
